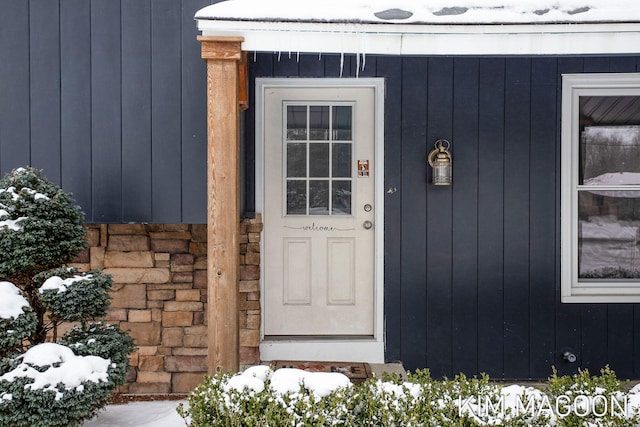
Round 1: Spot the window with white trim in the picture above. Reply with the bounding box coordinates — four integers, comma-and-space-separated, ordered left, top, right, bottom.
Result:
562, 73, 640, 302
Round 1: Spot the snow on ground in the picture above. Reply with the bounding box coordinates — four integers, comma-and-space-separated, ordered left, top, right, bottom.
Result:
82, 400, 188, 427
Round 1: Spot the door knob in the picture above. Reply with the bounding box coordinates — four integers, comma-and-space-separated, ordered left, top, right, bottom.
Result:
363, 220, 373, 230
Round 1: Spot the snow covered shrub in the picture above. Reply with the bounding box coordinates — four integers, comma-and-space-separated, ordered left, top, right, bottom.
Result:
182, 366, 640, 427
0, 167, 135, 427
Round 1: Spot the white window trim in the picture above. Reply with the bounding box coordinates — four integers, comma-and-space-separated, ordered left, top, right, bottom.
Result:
562, 73, 640, 303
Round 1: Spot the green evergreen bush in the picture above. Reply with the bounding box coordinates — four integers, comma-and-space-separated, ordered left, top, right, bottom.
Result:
181, 366, 640, 426
0, 167, 135, 427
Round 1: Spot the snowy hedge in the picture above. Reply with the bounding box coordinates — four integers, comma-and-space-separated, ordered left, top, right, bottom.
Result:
0, 167, 135, 427
180, 365, 640, 426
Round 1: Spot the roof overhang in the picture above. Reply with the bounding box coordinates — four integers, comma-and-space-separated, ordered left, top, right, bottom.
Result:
196, 19, 640, 56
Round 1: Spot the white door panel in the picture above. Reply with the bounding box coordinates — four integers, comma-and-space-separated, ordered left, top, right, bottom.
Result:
263, 86, 375, 337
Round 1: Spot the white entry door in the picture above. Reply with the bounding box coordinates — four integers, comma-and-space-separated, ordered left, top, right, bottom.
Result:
262, 84, 377, 338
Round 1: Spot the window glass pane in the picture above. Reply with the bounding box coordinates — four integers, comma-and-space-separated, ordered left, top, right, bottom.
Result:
309, 180, 329, 215
309, 143, 329, 177
332, 143, 351, 177
332, 180, 352, 215
578, 190, 640, 278
287, 180, 306, 215
581, 126, 640, 184
309, 106, 329, 140
287, 143, 307, 177
287, 106, 307, 140
332, 106, 352, 140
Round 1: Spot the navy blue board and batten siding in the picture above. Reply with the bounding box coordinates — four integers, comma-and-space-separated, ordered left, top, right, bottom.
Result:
2, 0, 640, 379
248, 52, 640, 380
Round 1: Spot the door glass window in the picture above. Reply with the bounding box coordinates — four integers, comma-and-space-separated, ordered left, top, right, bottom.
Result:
285, 104, 353, 216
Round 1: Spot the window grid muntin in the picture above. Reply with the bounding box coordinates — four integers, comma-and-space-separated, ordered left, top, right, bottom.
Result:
284, 102, 354, 216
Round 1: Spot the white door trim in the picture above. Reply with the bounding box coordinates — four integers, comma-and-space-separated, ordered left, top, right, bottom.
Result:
255, 77, 385, 363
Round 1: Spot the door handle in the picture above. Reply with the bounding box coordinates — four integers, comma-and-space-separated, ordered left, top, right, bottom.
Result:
363, 220, 373, 230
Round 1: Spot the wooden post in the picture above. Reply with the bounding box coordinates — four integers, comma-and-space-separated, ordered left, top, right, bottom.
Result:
198, 36, 244, 373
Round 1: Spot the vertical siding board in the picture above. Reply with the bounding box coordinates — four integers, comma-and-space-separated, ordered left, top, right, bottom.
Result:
578, 57, 611, 373
181, 0, 209, 223
426, 57, 454, 377
451, 57, 479, 375
400, 57, 428, 370
299, 54, 323, 77
273, 54, 299, 77
604, 56, 637, 378
554, 56, 583, 377
29, 0, 61, 183
151, 0, 182, 222
0, 1, 31, 171
91, 0, 122, 222
528, 57, 558, 377
477, 58, 505, 377
378, 56, 403, 362
60, 0, 92, 217
503, 57, 531, 378
121, 0, 152, 222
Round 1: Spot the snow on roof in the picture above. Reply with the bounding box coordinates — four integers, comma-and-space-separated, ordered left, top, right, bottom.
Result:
196, 1, 640, 56
196, 0, 640, 25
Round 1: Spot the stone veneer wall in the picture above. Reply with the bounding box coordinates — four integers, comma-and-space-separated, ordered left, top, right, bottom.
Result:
69, 217, 262, 394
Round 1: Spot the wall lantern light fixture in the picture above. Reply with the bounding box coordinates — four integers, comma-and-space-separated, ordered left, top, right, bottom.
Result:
427, 139, 452, 185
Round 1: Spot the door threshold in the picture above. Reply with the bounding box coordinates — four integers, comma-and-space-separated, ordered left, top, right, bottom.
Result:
260, 337, 384, 363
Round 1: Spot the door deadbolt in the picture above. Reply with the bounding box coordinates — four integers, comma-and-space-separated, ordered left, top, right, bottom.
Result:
363, 220, 373, 230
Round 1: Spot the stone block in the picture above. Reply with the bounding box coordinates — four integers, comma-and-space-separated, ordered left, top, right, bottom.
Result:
104, 308, 128, 321
149, 231, 192, 240
240, 346, 260, 365
239, 280, 260, 293
247, 314, 261, 330
183, 334, 207, 348
246, 291, 260, 301
108, 235, 149, 252
127, 383, 171, 394
240, 265, 260, 281
104, 251, 154, 268
247, 243, 260, 253
137, 346, 158, 356
128, 310, 152, 323
191, 224, 207, 242
189, 242, 207, 255
172, 372, 207, 393
147, 289, 175, 301
239, 300, 260, 311
87, 227, 101, 247
110, 284, 147, 309
248, 233, 260, 243
175, 289, 201, 302
194, 255, 207, 270
150, 239, 189, 253
240, 329, 260, 347
120, 322, 162, 346
164, 301, 203, 312
171, 254, 194, 267
72, 248, 90, 263
193, 270, 207, 289
90, 246, 105, 269
147, 300, 163, 309
105, 267, 170, 284
152, 308, 162, 322
247, 223, 264, 233
137, 371, 172, 383
172, 347, 208, 356
155, 252, 171, 262
163, 311, 193, 327
171, 272, 193, 283
165, 356, 207, 372
193, 311, 205, 326
148, 283, 192, 290
138, 355, 165, 372
108, 224, 147, 235
244, 253, 260, 265
147, 224, 190, 232
162, 328, 184, 347
184, 325, 207, 335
